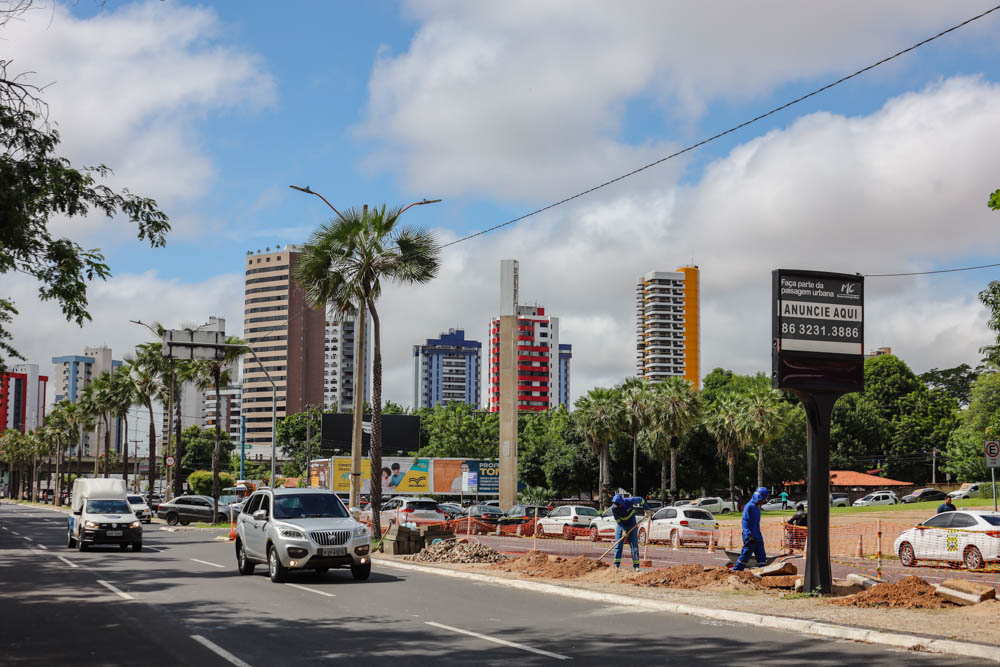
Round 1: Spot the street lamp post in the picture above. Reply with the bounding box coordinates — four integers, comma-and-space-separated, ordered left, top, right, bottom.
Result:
289, 184, 440, 509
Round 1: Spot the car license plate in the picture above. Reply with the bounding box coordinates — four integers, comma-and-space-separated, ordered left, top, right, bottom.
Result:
106, 530, 123, 537
319, 547, 346, 557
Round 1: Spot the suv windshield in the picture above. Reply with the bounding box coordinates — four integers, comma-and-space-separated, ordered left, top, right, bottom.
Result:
404, 501, 440, 511
86, 500, 131, 514
274, 493, 350, 519
127, 495, 144, 504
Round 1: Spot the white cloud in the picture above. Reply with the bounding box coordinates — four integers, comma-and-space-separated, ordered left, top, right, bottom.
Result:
4, 1, 275, 240
360, 1, 992, 201
370, 76, 1000, 407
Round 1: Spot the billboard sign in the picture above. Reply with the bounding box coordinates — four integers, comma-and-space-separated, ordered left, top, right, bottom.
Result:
313, 456, 501, 496
328, 456, 431, 494
432, 459, 499, 495
321, 414, 421, 453
772, 269, 864, 393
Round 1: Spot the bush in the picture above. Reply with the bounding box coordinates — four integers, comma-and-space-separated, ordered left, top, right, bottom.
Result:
980, 483, 1000, 501
186, 470, 235, 496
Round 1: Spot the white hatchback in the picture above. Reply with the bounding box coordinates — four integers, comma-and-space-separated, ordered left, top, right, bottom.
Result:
894, 510, 1000, 569
852, 491, 898, 507
537, 505, 600, 539
587, 508, 650, 544
127, 494, 152, 524
649, 507, 718, 546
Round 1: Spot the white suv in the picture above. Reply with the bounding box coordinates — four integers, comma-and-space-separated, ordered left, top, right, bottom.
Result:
236, 488, 371, 583
852, 491, 899, 507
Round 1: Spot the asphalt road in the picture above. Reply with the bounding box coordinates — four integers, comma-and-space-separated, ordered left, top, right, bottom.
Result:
0, 503, 972, 666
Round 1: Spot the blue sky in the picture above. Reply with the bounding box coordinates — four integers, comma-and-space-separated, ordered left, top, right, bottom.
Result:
7, 1, 1000, 410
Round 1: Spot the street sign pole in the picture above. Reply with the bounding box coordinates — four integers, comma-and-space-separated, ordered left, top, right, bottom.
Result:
986, 440, 1000, 511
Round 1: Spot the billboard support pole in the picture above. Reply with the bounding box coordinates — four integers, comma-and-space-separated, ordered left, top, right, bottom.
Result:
993, 467, 997, 513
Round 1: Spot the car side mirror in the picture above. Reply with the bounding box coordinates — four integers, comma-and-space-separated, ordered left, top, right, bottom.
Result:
253, 509, 267, 521
73, 510, 81, 516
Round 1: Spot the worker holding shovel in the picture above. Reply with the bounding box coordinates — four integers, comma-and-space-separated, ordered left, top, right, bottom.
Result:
611, 493, 649, 570
732, 486, 769, 571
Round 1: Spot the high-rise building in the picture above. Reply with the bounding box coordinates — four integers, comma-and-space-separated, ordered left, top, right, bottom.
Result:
324, 310, 370, 413
202, 384, 242, 443
635, 267, 700, 388
242, 246, 325, 457
558, 343, 572, 408
51, 346, 122, 455
488, 305, 570, 413
413, 328, 481, 409
0, 363, 48, 435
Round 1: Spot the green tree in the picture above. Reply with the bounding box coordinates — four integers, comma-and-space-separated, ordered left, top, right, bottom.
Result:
129, 345, 162, 495
417, 402, 498, 459
275, 406, 327, 478
107, 363, 137, 490
643, 377, 701, 503
705, 393, 749, 506
944, 372, 1000, 481
979, 281, 1000, 366
0, 45, 169, 372
81, 372, 114, 478
863, 355, 923, 422
920, 363, 981, 408
829, 394, 889, 471
186, 470, 236, 499
989, 188, 1000, 211
620, 378, 652, 496
741, 383, 789, 488
294, 204, 440, 536
180, 426, 233, 483
574, 387, 624, 509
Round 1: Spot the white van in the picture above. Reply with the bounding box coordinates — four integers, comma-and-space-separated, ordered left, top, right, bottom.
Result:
67, 478, 143, 552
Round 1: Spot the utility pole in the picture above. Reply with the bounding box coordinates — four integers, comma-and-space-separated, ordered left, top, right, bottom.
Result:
932, 448, 937, 485
130, 440, 143, 492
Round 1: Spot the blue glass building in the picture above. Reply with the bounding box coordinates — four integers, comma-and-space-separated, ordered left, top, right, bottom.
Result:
413, 329, 482, 409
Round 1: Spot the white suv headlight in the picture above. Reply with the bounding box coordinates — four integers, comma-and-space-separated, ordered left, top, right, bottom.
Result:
129, 521, 141, 529
353, 525, 369, 538
279, 528, 304, 539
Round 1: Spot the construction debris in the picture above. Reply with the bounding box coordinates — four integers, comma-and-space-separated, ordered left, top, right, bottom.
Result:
759, 575, 799, 590
831, 576, 952, 609
845, 573, 881, 590
493, 552, 607, 578
632, 564, 763, 591
410, 539, 507, 564
935, 580, 997, 606
751, 561, 797, 578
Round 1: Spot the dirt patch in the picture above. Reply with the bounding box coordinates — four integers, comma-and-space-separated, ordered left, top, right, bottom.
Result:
830, 576, 953, 609
631, 564, 764, 591
491, 552, 608, 578
410, 540, 507, 564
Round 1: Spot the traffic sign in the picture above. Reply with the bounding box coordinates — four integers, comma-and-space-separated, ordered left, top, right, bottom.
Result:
986, 441, 1000, 468
165, 455, 176, 468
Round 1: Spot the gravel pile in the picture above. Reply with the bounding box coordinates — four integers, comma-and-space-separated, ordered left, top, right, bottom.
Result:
410, 539, 507, 564
492, 552, 608, 579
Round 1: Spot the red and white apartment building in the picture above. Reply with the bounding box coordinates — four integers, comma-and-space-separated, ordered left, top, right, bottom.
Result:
487, 305, 571, 413
0, 363, 48, 435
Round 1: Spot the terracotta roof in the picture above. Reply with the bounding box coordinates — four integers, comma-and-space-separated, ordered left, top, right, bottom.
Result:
786, 470, 910, 487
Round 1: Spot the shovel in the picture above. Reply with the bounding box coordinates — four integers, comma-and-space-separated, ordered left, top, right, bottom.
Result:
599, 513, 653, 565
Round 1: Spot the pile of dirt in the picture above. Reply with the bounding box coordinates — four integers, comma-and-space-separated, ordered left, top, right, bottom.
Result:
631, 564, 764, 591
492, 552, 608, 579
410, 539, 507, 564
830, 576, 952, 609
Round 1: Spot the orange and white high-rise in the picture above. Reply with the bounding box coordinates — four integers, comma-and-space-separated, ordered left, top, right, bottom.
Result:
635, 267, 700, 389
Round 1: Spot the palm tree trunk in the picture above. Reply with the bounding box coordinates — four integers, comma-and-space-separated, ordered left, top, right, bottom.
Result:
660, 455, 668, 505
77, 426, 84, 480
31, 453, 37, 502
174, 385, 184, 498
122, 413, 129, 490
669, 436, 678, 502
728, 456, 736, 511
368, 298, 383, 538
54, 443, 61, 506
599, 446, 610, 509
212, 368, 222, 519
103, 415, 111, 478
757, 441, 763, 489
147, 402, 157, 496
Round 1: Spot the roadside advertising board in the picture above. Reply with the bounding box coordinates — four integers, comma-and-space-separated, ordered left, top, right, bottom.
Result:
986, 440, 1000, 468
772, 269, 865, 393
432, 459, 499, 495
312, 457, 501, 496
308, 459, 330, 488
462, 472, 477, 493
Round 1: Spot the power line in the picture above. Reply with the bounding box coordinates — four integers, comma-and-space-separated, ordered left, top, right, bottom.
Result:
864, 262, 1000, 278
438, 4, 1000, 250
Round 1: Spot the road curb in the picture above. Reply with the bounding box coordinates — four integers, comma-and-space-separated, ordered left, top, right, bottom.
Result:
377, 558, 1000, 663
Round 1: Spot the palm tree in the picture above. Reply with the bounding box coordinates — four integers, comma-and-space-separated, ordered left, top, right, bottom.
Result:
62, 397, 95, 486
82, 373, 115, 478
741, 384, 789, 488
574, 387, 624, 509
705, 393, 750, 509
294, 204, 440, 535
46, 402, 75, 505
130, 347, 162, 497
108, 364, 137, 491
643, 377, 701, 504
620, 378, 652, 497
192, 337, 245, 519
0, 429, 29, 498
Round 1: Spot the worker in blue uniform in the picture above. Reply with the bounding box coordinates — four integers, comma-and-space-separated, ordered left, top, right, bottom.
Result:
611, 493, 649, 569
732, 486, 769, 571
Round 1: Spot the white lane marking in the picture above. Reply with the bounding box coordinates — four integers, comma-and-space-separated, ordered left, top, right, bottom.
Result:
1, 526, 8, 530
285, 583, 335, 598
23, 536, 33, 541
57, 555, 79, 568
425, 621, 571, 660
37, 543, 47, 550
191, 635, 252, 667
11, 531, 19, 535
143, 546, 164, 552
97, 579, 134, 600
190, 558, 225, 569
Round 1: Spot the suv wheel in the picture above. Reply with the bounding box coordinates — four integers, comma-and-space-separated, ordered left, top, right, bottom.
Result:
66, 526, 76, 549
77, 535, 88, 552
268, 545, 287, 583
166, 513, 179, 526
236, 540, 255, 575
351, 561, 371, 580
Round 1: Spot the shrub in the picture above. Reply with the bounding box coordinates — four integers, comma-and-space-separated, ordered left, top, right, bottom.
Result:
186, 470, 235, 496
980, 483, 999, 501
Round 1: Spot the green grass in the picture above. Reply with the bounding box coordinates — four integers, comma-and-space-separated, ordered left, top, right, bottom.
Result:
715, 497, 993, 521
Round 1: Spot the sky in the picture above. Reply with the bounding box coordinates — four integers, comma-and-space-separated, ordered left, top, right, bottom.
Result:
6, 1, 1000, 434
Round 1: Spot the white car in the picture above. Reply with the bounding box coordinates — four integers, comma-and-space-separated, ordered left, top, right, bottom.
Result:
587, 508, 650, 544
949, 483, 984, 500
375, 497, 448, 528
537, 505, 600, 539
126, 494, 152, 524
648, 507, 718, 546
894, 510, 1000, 570
852, 491, 898, 507
690, 497, 737, 514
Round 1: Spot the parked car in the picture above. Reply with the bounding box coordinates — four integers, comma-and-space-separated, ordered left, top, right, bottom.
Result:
830, 493, 850, 507
894, 510, 1000, 570
462, 504, 506, 533
497, 504, 549, 525
949, 483, 985, 500
127, 494, 152, 524
759, 499, 789, 512
671, 499, 694, 507
437, 503, 465, 520
235, 487, 371, 582
157, 495, 233, 525
376, 497, 447, 528
649, 507, 719, 546
537, 504, 600, 539
902, 488, 949, 504
588, 507, 653, 543
852, 491, 899, 507
144, 494, 163, 512
690, 497, 737, 514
